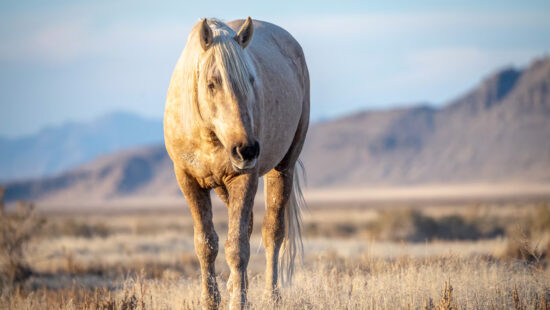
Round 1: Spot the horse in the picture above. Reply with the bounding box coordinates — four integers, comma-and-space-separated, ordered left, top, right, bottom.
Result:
164, 17, 310, 309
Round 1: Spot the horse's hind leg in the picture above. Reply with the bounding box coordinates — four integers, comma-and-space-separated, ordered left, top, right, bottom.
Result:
262, 167, 294, 300
175, 169, 220, 310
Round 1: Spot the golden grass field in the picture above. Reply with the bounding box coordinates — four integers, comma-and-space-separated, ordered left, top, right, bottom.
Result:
1, 189, 550, 309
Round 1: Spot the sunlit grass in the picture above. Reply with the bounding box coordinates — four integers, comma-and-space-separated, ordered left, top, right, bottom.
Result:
1, 200, 549, 309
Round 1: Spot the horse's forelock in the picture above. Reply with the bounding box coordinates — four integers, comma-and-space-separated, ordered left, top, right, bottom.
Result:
205, 21, 256, 100
180, 19, 256, 133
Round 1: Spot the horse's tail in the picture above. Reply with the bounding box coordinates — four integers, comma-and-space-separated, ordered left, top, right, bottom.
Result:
280, 159, 306, 284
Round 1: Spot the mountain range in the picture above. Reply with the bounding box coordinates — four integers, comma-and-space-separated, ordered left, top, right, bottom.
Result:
303, 59, 550, 186
3, 56, 550, 203
0, 112, 163, 181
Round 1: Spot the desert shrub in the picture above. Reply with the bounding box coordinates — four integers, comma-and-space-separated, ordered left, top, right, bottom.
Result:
333, 223, 358, 237
304, 222, 320, 237
368, 209, 505, 242
471, 216, 506, 239
500, 203, 550, 265
501, 226, 550, 266
0, 200, 45, 285
529, 203, 550, 235
46, 219, 111, 238
304, 222, 360, 238
501, 236, 549, 265
133, 220, 193, 236
367, 209, 437, 242
435, 215, 484, 240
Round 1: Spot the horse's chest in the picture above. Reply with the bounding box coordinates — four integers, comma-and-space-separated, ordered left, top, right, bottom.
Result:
178, 149, 231, 188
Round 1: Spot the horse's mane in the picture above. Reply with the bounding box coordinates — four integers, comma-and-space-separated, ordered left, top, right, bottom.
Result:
179, 18, 257, 133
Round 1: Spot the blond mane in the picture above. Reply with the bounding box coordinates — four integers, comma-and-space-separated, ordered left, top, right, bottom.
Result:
178, 19, 257, 133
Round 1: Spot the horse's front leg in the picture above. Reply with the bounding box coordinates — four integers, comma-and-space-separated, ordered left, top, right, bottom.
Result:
175, 169, 220, 310
224, 174, 258, 310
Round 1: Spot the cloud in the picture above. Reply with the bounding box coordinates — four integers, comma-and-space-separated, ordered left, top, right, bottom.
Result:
0, 15, 192, 65
280, 10, 550, 39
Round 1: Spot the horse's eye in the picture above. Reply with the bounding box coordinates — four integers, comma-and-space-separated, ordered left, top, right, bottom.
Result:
208, 82, 215, 90
249, 76, 255, 84
208, 131, 219, 143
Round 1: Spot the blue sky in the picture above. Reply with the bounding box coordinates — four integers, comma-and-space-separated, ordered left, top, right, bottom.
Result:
1, 0, 549, 137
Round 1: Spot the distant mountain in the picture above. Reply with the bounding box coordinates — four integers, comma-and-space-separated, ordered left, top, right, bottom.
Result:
4, 146, 175, 203
303, 57, 550, 186
3, 57, 550, 202
0, 112, 163, 181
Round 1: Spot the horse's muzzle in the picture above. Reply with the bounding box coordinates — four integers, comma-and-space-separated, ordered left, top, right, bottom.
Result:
230, 140, 260, 171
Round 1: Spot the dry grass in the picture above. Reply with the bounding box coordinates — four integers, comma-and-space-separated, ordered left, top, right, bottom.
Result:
2, 254, 549, 309
0, 200, 45, 285
1, 198, 550, 309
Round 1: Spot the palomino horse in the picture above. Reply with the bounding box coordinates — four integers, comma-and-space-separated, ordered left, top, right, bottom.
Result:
164, 17, 309, 309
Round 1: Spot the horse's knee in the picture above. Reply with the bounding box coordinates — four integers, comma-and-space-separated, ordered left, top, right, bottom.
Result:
224, 237, 250, 270
195, 230, 219, 263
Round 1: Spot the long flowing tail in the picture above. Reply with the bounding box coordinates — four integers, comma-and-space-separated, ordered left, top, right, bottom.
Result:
280, 159, 307, 284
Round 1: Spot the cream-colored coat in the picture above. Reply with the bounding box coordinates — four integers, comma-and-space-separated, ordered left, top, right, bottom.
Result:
164, 18, 309, 310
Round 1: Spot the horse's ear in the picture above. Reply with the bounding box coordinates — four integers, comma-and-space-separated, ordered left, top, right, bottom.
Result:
235, 17, 254, 48
199, 18, 213, 50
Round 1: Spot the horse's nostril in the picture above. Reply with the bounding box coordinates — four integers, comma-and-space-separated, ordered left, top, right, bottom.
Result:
232, 144, 242, 161
233, 141, 260, 162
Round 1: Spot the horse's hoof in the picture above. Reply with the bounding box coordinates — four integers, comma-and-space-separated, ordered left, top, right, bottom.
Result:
228, 293, 248, 310
201, 289, 221, 310
262, 288, 281, 304
201, 298, 219, 310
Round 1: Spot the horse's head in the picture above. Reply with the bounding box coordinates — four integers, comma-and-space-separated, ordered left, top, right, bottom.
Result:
194, 18, 259, 172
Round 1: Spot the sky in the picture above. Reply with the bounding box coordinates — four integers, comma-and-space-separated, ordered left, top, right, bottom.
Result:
1, 0, 550, 137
